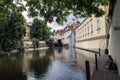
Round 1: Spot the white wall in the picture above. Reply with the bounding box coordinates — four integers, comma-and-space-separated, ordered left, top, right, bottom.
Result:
75, 15, 107, 51
108, 0, 120, 75
69, 32, 75, 47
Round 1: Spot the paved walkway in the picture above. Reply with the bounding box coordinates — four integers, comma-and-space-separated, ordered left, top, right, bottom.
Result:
91, 54, 120, 80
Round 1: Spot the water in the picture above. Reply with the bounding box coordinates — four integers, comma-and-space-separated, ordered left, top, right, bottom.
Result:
0, 47, 95, 80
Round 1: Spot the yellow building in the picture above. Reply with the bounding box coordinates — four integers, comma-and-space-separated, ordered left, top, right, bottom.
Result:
75, 7, 109, 52
24, 22, 31, 41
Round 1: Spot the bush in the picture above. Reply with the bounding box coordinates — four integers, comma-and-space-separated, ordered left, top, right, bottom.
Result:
16, 40, 24, 51
45, 39, 53, 47
32, 38, 39, 49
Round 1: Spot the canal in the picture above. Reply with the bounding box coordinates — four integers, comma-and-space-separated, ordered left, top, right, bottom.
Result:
0, 47, 96, 80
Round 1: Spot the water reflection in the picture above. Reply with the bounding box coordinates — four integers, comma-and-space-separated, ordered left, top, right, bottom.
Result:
0, 48, 91, 80
69, 47, 77, 61
75, 49, 95, 76
41, 48, 86, 80
68, 47, 77, 68
57, 47, 62, 53
29, 50, 51, 79
0, 58, 26, 80
45, 48, 54, 57
42, 60, 85, 80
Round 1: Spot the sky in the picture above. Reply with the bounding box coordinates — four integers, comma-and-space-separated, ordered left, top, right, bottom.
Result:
47, 14, 84, 31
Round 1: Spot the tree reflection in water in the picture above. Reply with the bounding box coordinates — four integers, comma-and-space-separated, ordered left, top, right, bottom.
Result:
30, 50, 51, 78
0, 58, 26, 80
45, 48, 54, 57
57, 47, 62, 53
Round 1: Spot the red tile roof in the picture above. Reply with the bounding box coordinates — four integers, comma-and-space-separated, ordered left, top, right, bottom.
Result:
67, 23, 79, 30
69, 23, 79, 27
55, 23, 79, 35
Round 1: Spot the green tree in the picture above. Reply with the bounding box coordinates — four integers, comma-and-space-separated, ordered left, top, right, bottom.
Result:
0, 0, 25, 25
0, 11, 26, 52
30, 18, 52, 40
0, 1, 26, 52
30, 18, 52, 49
26, 0, 110, 24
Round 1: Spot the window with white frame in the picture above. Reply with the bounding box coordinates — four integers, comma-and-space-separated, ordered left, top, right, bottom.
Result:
90, 19, 93, 33
82, 27, 84, 37
87, 22, 89, 34
80, 28, 82, 37
83, 27, 85, 37
97, 19, 100, 30
84, 24, 86, 36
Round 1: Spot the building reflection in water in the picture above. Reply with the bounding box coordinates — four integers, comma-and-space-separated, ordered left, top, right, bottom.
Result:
41, 48, 86, 80
0, 48, 87, 80
69, 47, 76, 62
45, 48, 55, 57
57, 47, 63, 53
69, 47, 77, 67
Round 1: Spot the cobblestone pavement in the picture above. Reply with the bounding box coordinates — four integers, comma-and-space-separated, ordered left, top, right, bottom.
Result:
91, 54, 120, 80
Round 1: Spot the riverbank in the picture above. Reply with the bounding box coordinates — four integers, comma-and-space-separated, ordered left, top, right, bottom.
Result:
0, 50, 19, 55
0, 47, 49, 55
24, 47, 49, 52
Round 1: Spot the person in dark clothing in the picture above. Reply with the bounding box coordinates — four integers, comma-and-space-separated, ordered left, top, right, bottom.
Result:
106, 55, 118, 73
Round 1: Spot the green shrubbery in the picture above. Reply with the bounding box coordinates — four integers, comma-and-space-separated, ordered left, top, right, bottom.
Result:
16, 40, 24, 51
32, 38, 39, 49
45, 39, 53, 47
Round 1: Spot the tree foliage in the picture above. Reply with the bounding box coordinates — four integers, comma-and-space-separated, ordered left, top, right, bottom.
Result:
25, 0, 110, 24
30, 18, 52, 41
32, 38, 39, 49
0, 0, 26, 52
0, 11, 26, 52
0, 0, 25, 26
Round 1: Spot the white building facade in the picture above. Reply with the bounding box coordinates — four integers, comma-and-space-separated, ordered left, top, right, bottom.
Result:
108, 0, 120, 75
53, 23, 79, 47
75, 13, 109, 52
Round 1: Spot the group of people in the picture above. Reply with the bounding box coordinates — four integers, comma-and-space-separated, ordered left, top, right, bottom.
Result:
106, 55, 118, 73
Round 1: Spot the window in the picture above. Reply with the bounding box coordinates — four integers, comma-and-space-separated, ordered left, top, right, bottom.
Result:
79, 29, 81, 37
97, 19, 100, 30
90, 19, 93, 33
84, 26, 85, 37
80, 28, 82, 37
87, 22, 89, 34
82, 27, 84, 37
78, 29, 80, 38
84, 24, 86, 36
